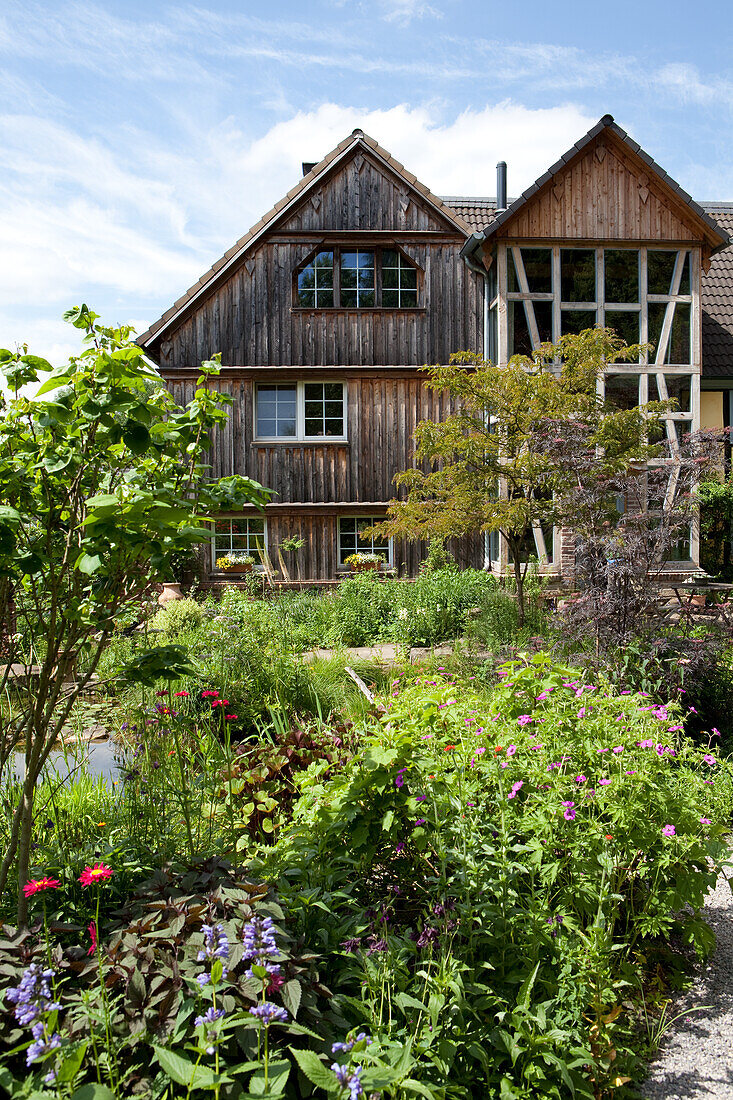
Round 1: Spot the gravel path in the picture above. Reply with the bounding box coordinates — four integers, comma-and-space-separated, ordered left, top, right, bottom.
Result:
643, 871, 733, 1098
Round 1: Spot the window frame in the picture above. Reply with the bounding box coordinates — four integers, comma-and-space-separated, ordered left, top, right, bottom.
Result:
293, 244, 421, 310
501, 242, 698, 455
337, 515, 393, 568
211, 516, 267, 572
254, 380, 348, 443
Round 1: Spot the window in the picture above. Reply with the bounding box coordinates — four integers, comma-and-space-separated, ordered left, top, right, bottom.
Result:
340, 250, 375, 307
382, 249, 418, 307
338, 516, 391, 566
256, 385, 297, 438
256, 382, 346, 440
295, 247, 419, 309
213, 517, 266, 567
297, 251, 333, 307
504, 245, 695, 449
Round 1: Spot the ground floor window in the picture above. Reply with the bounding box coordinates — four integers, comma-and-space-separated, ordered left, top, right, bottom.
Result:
337, 516, 391, 566
212, 517, 266, 568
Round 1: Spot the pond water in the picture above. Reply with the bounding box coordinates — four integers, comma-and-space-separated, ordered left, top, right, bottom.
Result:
11, 738, 126, 785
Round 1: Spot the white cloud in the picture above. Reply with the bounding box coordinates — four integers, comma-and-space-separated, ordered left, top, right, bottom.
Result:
379, 0, 444, 26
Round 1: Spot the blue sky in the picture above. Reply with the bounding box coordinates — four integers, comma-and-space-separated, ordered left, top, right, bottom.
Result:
2, 0, 732, 363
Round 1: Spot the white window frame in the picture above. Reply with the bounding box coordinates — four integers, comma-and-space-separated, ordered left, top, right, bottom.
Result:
337, 516, 393, 568
254, 381, 348, 443
211, 517, 267, 571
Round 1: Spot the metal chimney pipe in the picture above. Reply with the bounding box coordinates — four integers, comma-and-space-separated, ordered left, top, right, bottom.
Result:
496, 161, 507, 211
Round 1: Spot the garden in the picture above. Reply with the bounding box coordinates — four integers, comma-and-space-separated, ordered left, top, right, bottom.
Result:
2, 315, 733, 1099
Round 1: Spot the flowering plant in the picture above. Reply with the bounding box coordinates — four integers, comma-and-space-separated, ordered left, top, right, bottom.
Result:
216, 552, 256, 571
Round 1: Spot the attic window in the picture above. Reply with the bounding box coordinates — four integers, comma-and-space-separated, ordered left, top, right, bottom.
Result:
295, 247, 419, 309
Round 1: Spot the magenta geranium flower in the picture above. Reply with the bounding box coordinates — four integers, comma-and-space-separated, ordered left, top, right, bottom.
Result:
662, 824, 676, 838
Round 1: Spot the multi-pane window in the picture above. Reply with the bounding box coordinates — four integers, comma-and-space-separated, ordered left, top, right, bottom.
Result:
381, 249, 418, 307
213, 517, 266, 566
340, 250, 375, 307
256, 385, 297, 438
500, 243, 698, 568
295, 247, 419, 308
338, 517, 391, 566
297, 251, 334, 307
256, 382, 346, 440
504, 244, 695, 449
304, 382, 345, 437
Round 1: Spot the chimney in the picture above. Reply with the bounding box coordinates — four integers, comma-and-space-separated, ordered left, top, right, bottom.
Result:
302, 161, 317, 176
496, 161, 507, 212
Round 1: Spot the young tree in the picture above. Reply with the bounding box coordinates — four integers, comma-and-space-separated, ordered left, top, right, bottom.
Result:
377, 329, 666, 626
0, 306, 272, 922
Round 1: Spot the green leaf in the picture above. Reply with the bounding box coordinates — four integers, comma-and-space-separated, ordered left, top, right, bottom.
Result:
35, 369, 74, 396
402, 1080, 438, 1099
281, 979, 301, 1020
247, 1058, 290, 1096
290, 1049, 338, 1092
122, 420, 151, 455
152, 1045, 232, 1090
75, 552, 103, 575
70, 1085, 117, 1100
0, 1067, 19, 1097
56, 1041, 89, 1084
20, 354, 53, 374
516, 962, 540, 1011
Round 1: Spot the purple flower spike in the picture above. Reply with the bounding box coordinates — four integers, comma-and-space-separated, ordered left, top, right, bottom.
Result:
249, 1002, 288, 1025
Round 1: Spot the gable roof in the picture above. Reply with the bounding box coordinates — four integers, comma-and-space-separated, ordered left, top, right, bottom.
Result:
137, 131, 473, 349
699, 203, 733, 378
460, 114, 730, 262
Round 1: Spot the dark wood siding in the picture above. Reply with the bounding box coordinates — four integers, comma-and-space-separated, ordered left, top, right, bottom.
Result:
156, 146, 484, 580
209, 511, 483, 582
152, 149, 482, 370
164, 372, 461, 504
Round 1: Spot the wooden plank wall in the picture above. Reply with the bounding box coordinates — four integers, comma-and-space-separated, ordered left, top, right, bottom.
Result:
214, 513, 483, 582
151, 153, 482, 370
157, 239, 480, 369
166, 375, 456, 503
498, 133, 704, 244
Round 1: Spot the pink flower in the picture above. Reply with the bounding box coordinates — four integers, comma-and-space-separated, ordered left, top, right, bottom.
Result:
598, 778, 611, 786
22, 876, 60, 898
79, 863, 113, 886
575, 775, 587, 784
596, 747, 609, 753
174, 690, 190, 697
508, 780, 523, 800
506, 745, 517, 756
517, 715, 532, 727
612, 746, 624, 754
88, 920, 98, 956
700, 817, 712, 825
703, 754, 715, 765
712, 728, 721, 737
662, 824, 676, 838
563, 807, 576, 820
577, 707, 586, 719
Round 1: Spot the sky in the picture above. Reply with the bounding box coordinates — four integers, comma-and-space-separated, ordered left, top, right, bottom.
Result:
2, 0, 733, 365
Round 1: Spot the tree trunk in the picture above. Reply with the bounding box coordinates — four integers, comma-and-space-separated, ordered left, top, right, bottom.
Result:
510, 545, 526, 629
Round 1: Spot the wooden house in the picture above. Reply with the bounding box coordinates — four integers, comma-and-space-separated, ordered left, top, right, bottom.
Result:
138, 114, 733, 584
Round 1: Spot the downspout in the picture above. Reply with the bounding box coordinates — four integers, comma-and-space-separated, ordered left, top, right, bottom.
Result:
463, 242, 491, 362
463, 239, 491, 567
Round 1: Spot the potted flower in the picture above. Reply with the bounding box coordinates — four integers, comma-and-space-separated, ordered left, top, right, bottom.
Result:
344, 551, 384, 573
216, 552, 256, 574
